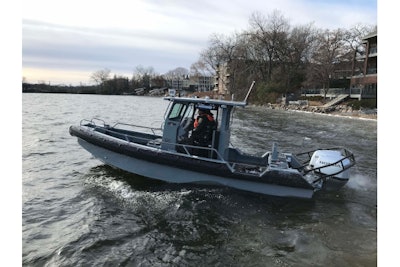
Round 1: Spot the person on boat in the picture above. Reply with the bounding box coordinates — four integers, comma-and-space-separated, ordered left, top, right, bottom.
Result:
191, 108, 217, 148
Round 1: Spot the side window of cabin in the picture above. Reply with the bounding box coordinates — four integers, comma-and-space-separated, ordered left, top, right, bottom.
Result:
182, 103, 194, 120
168, 103, 184, 120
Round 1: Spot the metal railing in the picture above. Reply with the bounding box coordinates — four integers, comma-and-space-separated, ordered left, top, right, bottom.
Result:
301, 88, 349, 96
112, 122, 162, 136
81, 118, 236, 171
80, 118, 162, 136
80, 118, 108, 127
296, 148, 356, 184
302, 87, 377, 100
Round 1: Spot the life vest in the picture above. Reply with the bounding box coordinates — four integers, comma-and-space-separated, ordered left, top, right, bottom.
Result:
194, 114, 214, 129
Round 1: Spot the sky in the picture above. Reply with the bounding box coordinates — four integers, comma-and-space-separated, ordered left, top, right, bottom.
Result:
21, 0, 378, 86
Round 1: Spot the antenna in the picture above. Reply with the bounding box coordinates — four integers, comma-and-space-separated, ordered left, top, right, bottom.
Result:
243, 81, 255, 103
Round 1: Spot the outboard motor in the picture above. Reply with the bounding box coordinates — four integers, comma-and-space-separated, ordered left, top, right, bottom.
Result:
309, 149, 352, 190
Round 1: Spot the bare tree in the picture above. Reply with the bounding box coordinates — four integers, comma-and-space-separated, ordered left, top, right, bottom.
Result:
190, 61, 210, 77
90, 68, 111, 85
343, 24, 377, 76
278, 23, 318, 94
132, 65, 156, 88
248, 10, 290, 81
164, 67, 189, 80
306, 29, 346, 98
162, 67, 189, 94
196, 32, 252, 97
196, 33, 242, 74
133, 65, 155, 79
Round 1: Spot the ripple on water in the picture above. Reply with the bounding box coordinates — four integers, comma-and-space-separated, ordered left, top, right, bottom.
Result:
22, 94, 377, 266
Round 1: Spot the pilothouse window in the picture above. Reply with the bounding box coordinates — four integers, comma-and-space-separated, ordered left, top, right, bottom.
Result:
168, 103, 185, 120
182, 103, 195, 120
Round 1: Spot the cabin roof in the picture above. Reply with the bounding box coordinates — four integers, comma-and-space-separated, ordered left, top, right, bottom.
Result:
163, 96, 247, 107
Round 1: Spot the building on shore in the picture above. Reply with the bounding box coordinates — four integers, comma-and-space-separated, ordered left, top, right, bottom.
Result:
350, 31, 377, 99
214, 63, 231, 98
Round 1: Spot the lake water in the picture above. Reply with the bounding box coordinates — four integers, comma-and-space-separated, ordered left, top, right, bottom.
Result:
22, 93, 377, 266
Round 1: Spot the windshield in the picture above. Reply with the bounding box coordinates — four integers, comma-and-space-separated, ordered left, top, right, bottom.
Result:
168, 103, 185, 120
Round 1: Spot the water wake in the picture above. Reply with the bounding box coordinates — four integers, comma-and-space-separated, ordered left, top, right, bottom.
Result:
346, 173, 376, 191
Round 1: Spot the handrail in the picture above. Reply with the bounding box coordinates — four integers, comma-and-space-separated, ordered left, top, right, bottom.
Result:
80, 118, 162, 137
80, 117, 108, 127
173, 143, 237, 173
94, 126, 160, 144
81, 120, 236, 172
112, 122, 162, 136
80, 119, 92, 126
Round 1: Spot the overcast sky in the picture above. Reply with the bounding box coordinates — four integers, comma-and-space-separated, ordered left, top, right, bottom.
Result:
22, 0, 377, 85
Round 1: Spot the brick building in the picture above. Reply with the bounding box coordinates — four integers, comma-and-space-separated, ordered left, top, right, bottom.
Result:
350, 31, 377, 99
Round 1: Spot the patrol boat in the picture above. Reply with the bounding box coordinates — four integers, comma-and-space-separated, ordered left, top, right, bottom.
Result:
69, 89, 355, 199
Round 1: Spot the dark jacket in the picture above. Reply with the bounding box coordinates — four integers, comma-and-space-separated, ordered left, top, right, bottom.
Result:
192, 112, 216, 145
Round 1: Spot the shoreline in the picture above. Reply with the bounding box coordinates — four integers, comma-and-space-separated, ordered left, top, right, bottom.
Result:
251, 103, 377, 121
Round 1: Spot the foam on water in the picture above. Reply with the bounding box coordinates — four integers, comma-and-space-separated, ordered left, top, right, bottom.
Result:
346, 173, 376, 191
83, 172, 194, 214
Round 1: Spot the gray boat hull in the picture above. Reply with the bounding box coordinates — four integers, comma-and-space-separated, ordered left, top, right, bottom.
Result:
78, 138, 314, 199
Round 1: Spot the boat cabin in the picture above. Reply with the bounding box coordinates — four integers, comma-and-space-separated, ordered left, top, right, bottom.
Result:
161, 97, 247, 161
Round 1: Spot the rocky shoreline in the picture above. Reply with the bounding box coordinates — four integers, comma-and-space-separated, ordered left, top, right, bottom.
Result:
191, 91, 377, 120
258, 103, 377, 120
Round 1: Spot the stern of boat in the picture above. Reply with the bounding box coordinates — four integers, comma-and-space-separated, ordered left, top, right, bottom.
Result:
301, 148, 355, 191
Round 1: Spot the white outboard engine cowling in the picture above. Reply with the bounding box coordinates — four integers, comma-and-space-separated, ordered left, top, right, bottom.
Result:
309, 150, 351, 181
